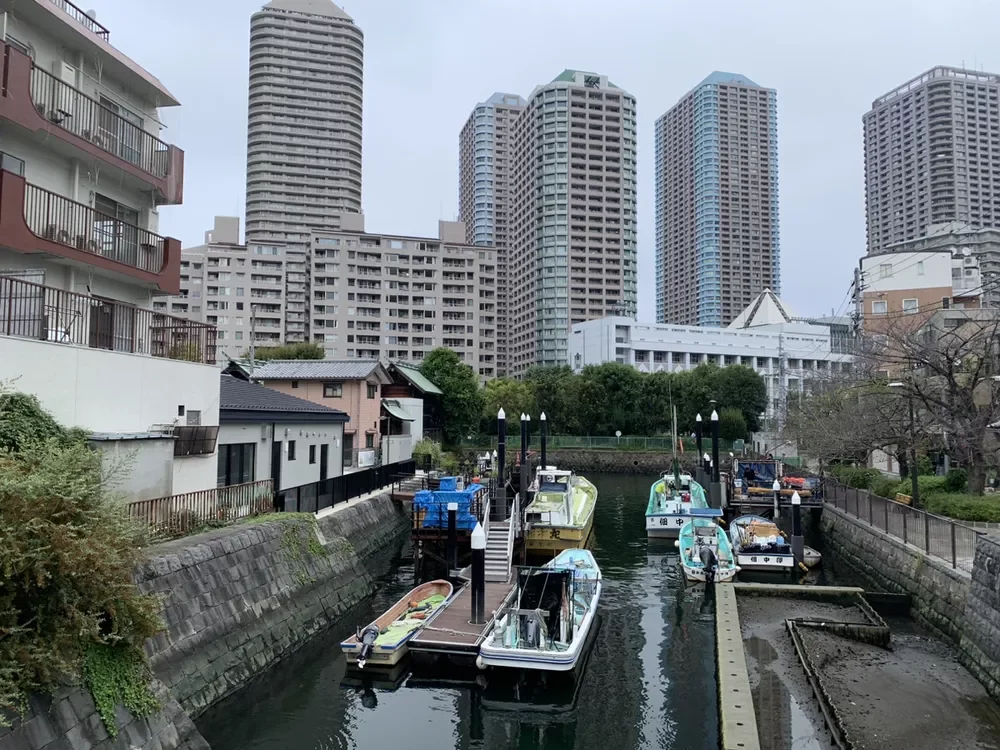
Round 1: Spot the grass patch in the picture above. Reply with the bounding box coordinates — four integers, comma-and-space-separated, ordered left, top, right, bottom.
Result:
922, 493, 1000, 523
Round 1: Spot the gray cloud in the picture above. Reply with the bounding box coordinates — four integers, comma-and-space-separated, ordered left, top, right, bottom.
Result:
103, 0, 1000, 322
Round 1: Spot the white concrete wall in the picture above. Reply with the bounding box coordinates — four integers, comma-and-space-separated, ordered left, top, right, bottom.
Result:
171, 454, 216, 496
0, 335, 219, 433
381, 434, 412, 465
861, 251, 953, 294
272, 421, 345, 491
0, 249, 157, 306
93, 437, 174, 502
396, 397, 424, 442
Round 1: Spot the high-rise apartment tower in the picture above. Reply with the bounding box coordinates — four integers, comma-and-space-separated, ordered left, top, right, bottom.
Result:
655, 72, 779, 327
864, 67, 1000, 255
459, 92, 527, 375
245, 0, 364, 343
505, 70, 638, 376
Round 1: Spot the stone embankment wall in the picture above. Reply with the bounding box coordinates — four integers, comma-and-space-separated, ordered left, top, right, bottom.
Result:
1, 492, 408, 750
822, 504, 1000, 704
0, 680, 207, 750
821, 505, 969, 643
140, 493, 409, 717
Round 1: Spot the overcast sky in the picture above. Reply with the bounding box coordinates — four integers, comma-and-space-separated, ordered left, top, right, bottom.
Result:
100, 0, 1000, 322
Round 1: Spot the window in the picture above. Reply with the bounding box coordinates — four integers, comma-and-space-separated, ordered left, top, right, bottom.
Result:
902, 298, 919, 313
324, 382, 343, 398
309, 445, 317, 464
367, 383, 377, 399
177, 405, 185, 417
99, 95, 143, 165
288, 440, 296, 460
917, 261, 924, 275
186, 410, 201, 426
93, 194, 140, 262
291, 380, 299, 389
365, 433, 375, 449
879, 263, 893, 278
0, 151, 25, 176
174, 425, 219, 457
872, 300, 888, 315
217, 443, 255, 487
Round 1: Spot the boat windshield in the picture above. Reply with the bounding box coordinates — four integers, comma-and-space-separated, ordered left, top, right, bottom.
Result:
539, 474, 569, 492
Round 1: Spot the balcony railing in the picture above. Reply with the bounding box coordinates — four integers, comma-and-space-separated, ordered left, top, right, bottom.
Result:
24, 182, 166, 274
29, 65, 169, 178
49, 0, 111, 40
0, 275, 217, 364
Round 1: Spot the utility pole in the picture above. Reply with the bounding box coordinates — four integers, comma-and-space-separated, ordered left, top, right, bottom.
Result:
249, 304, 257, 379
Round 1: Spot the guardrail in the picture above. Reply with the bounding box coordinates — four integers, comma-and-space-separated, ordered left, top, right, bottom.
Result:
458, 434, 737, 453
282, 459, 417, 514
129, 479, 273, 539
825, 479, 981, 572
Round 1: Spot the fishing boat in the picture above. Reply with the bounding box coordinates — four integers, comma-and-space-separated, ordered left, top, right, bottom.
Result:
340, 580, 453, 668
523, 468, 598, 555
729, 514, 795, 571
677, 516, 739, 583
478, 548, 602, 672
646, 471, 706, 537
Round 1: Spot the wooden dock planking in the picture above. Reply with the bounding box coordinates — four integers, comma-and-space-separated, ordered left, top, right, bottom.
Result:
411, 582, 513, 653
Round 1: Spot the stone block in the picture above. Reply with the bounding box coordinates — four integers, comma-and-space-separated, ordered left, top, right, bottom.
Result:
20, 716, 57, 750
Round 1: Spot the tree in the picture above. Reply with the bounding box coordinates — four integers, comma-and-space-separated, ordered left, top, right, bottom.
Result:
481, 378, 535, 433
420, 348, 483, 445
523, 366, 575, 432
719, 407, 748, 441
714, 366, 768, 433
579, 363, 645, 435
248, 342, 325, 361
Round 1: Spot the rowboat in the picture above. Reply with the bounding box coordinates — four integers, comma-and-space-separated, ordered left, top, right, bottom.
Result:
677, 517, 739, 583
524, 468, 598, 556
478, 548, 602, 672
340, 580, 453, 668
645, 472, 706, 537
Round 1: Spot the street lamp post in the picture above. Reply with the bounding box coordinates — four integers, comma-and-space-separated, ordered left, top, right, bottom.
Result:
889, 382, 919, 506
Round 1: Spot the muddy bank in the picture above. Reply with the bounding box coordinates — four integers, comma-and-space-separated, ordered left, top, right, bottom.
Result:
799, 618, 1000, 750
739, 597, 867, 750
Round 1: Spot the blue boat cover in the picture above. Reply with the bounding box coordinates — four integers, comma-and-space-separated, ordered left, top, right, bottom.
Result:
413, 485, 484, 529
439, 476, 457, 491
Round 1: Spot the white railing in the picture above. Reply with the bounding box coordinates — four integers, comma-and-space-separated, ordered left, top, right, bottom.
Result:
481, 487, 491, 545
504, 490, 519, 582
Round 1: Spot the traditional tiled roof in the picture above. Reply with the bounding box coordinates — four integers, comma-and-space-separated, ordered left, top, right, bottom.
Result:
251, 360, 389, 382
220, 375, 349, 423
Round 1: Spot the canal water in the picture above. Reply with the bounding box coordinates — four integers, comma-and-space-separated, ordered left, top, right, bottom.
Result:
197, 473, 718, 750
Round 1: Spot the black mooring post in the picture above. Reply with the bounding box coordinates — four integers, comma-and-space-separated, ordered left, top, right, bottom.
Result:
772, 479, 781, 519
695, 413, 703, 459
791, 492, 804, 567
447, 501, 458, 570
540, 412, 548, 470
520, 413, 529, 507
471, 522, 485, 624
711, 409, 720, 483
497, 407, 506, 520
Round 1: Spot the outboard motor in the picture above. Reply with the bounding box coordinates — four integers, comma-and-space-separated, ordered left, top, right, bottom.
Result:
356, 624, 380, 669
699, 545, 718, 584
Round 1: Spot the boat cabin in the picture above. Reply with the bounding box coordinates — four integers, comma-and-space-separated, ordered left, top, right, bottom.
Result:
526, 468, 575, 525
660, 472, 693, 491
493, 563, 596, 650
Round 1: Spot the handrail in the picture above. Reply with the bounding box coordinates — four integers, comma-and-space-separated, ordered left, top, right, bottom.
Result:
49, 0, 111, 39
505, 490, 519, 583
128, 479, 273, 539
481, 483, 491, 545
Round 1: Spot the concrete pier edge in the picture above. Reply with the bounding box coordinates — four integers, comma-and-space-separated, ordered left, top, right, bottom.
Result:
715, 584, 761, 750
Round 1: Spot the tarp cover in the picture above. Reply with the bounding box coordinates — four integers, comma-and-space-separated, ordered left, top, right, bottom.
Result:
413, 486, 484, 529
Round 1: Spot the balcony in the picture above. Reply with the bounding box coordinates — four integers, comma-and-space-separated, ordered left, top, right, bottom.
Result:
50, 0, 111, 40
0, 45, 183, 204
0, 274, 217, 364
0, 170, 181, 293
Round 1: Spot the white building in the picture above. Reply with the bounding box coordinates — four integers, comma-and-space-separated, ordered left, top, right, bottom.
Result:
568, 290, 854, 423
0, 1, 221, 498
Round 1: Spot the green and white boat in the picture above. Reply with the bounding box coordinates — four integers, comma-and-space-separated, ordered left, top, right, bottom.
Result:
646, 471, 707, 537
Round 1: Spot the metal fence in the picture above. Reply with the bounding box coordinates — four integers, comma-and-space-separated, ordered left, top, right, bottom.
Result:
282, 459, 416, 514
0, 275, 218, 364
129, 479, 273, 539
458, 434, 737, 453
825, 479, 981, 572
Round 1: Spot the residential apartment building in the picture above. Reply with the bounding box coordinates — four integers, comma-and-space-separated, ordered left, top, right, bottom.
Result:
161, 216, 288, 358
569, 291, 853, 425
309, 214, 499, 379
655, 71, 780, 327
858, 248, 983, 332
245, 0, 364, 343
0, 0, 220, 497
459, 92, 526, 375
864, 67, 1000, 255
506, 70, 638, 376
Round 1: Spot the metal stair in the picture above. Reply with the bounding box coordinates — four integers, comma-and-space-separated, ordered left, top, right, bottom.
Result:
485, 521, 511, 583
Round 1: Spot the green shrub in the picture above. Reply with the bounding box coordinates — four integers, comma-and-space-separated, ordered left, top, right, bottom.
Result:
893, 474, 949, 498
923, 493, 1000, 523
916, 454, 935, 476
412, 439, 443, 468
871, 476, 899, 499
945, 468, 968, 493
718, 408, 747, 441
830, 464, 881, 490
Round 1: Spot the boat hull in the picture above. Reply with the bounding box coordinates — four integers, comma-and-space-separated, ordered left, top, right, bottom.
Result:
735, 552, 795, 571
645, 513, 690, 537
525, 513, 595, 555
803, 546, 822, 568
680, 563, 739, 583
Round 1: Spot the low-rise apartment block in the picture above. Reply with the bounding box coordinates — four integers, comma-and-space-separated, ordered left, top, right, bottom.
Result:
310, 214, 498, 379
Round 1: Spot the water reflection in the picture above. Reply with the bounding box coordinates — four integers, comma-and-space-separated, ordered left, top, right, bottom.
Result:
198, 474, 718, 750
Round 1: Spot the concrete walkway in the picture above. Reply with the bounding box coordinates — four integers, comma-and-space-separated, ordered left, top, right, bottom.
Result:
716, 584, 762, 750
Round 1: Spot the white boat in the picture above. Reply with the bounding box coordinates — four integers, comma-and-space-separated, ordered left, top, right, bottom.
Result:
478, 549, 601, 672
645, 472, 706, 537
677, 516, 739, 583
803, 546, 822, 568
729, 515, 796, 571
